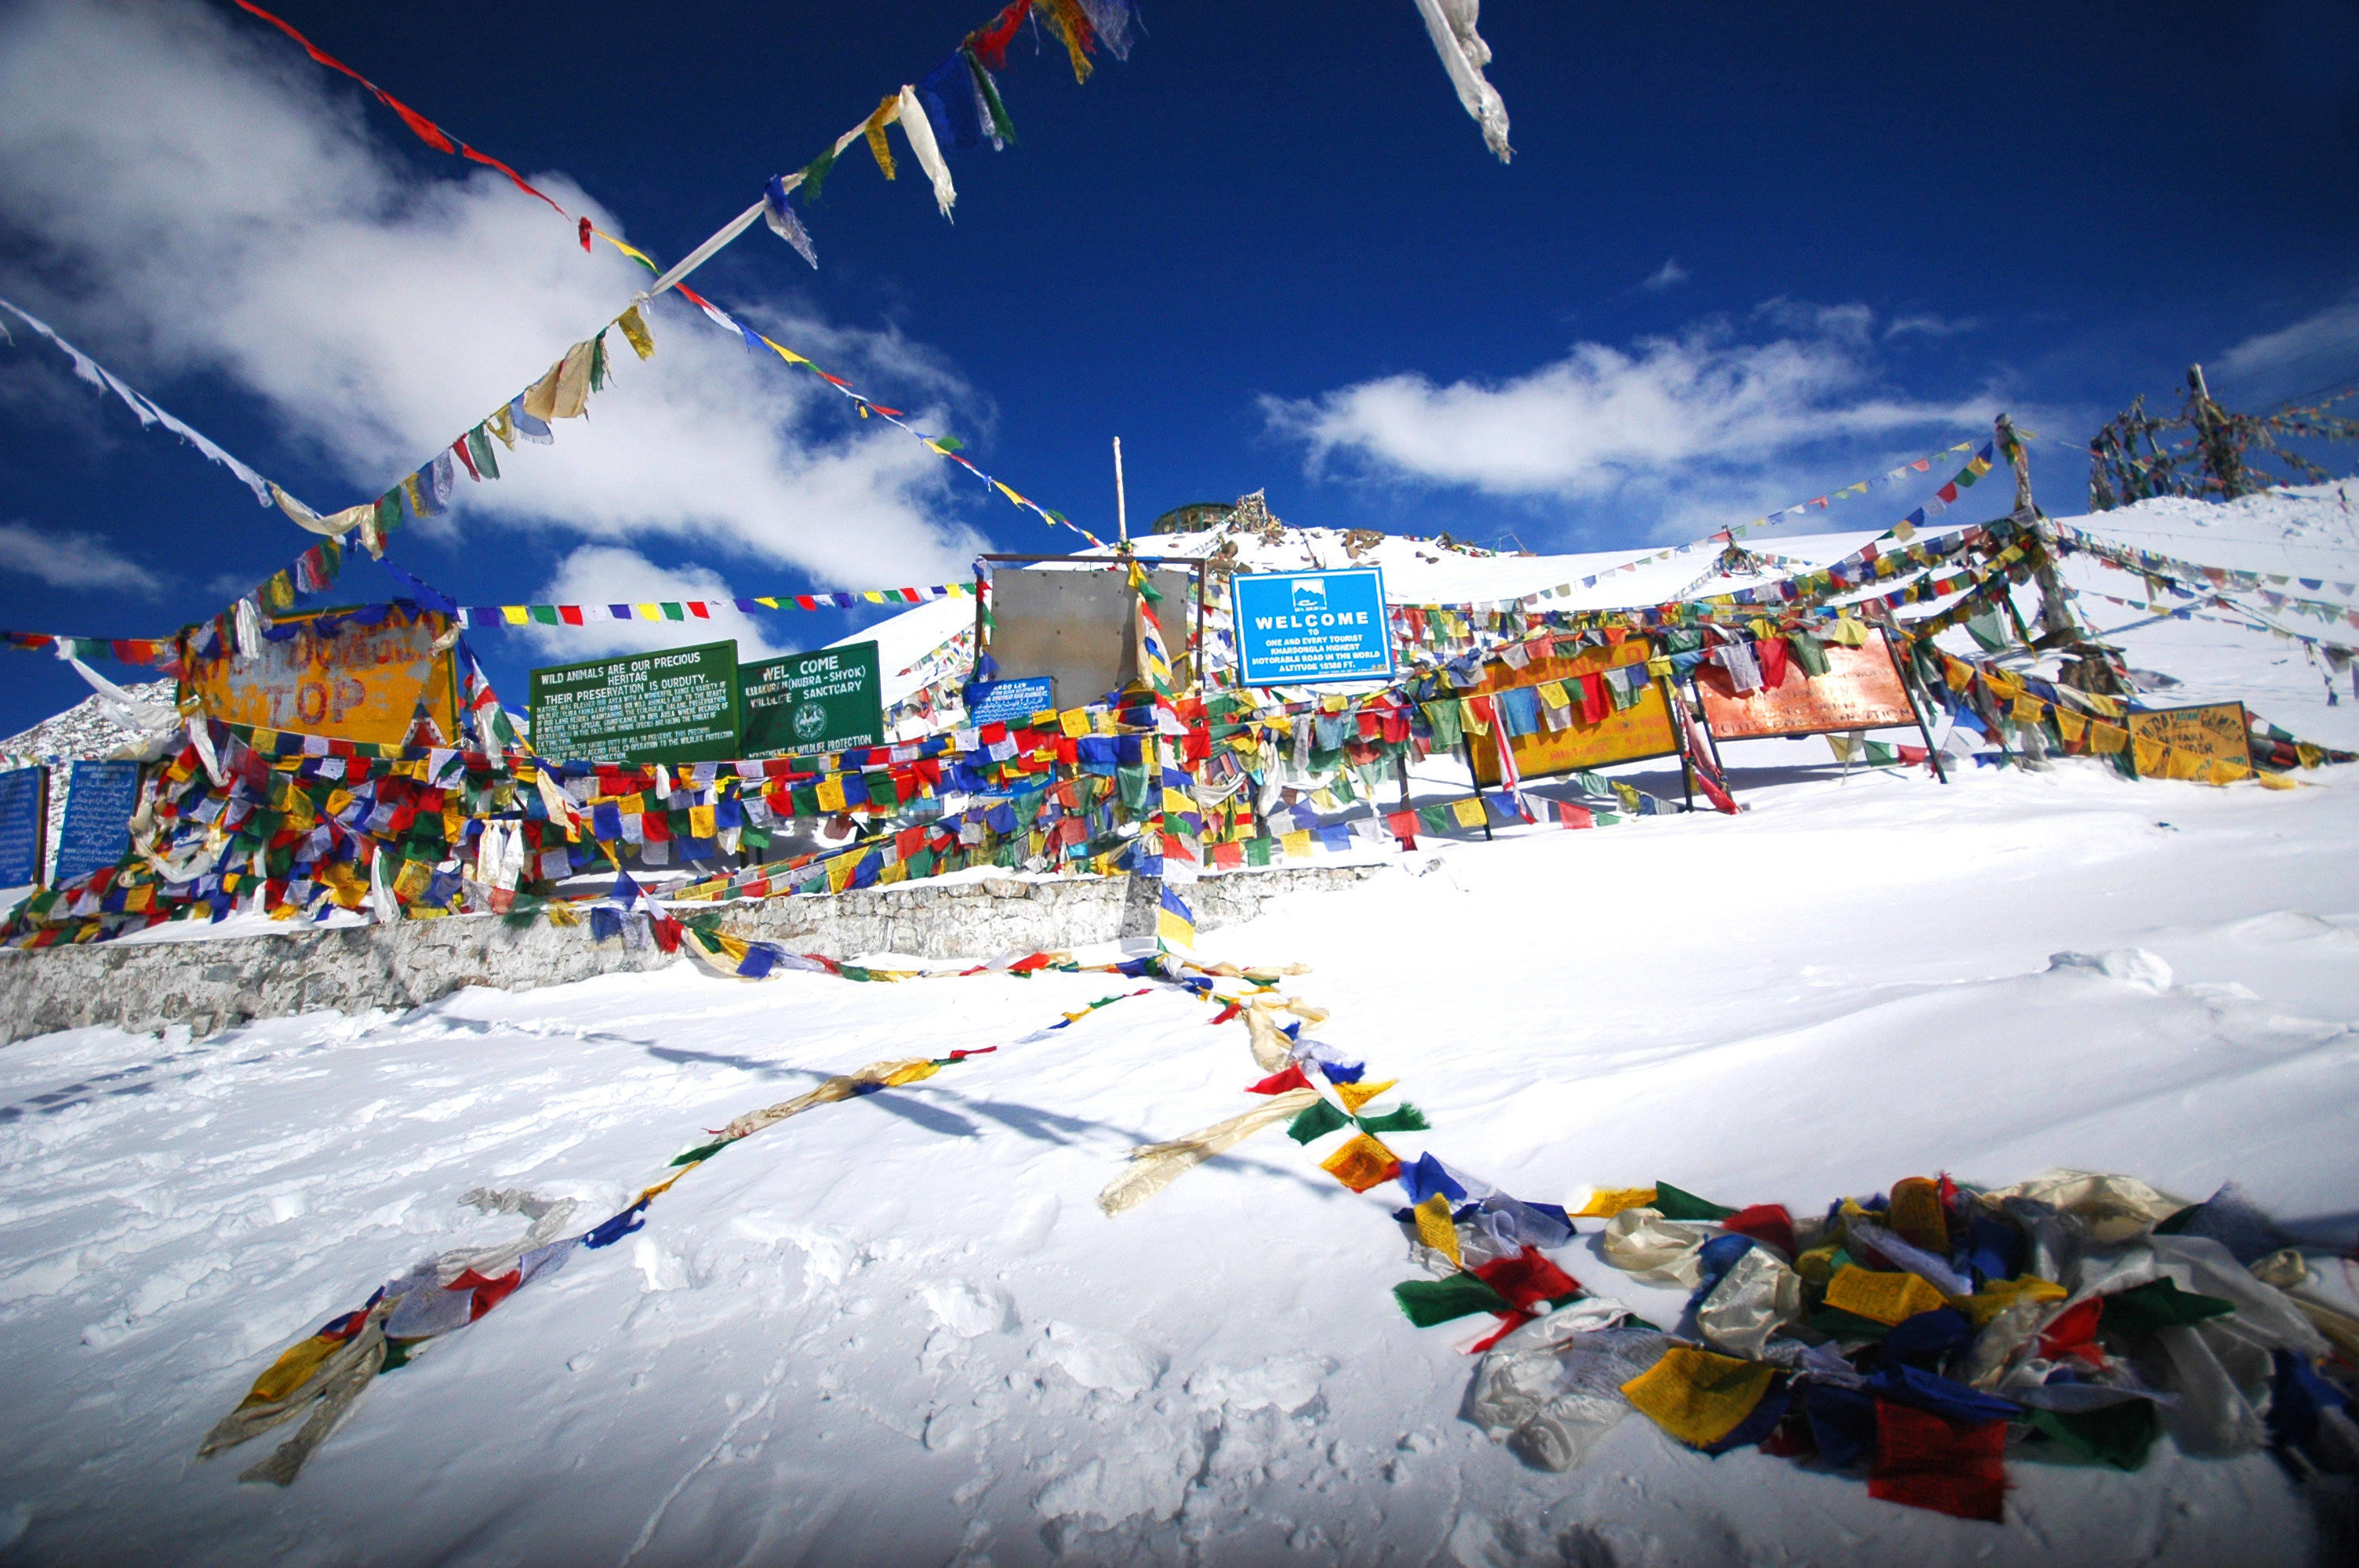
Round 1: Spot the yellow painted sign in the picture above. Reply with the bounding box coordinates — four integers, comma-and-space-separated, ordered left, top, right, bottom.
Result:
2126, 702, 2251, 780
181, 605, 458, 746
1466, 637, 1678, 786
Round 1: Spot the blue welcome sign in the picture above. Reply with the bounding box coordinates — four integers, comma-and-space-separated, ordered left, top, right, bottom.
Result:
1231, 568, 1394, 687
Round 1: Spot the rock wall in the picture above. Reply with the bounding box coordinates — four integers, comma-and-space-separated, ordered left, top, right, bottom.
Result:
0, 866, 1383, 1044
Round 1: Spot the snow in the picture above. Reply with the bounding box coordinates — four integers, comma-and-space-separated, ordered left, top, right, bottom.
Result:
0, 488, 2355, 1563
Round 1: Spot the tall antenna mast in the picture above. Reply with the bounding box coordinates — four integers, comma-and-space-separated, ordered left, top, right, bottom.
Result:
1114, 436, 1129, 545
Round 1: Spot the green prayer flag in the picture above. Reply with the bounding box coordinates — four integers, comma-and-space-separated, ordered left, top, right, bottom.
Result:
1358, 1104, 1430, 1134
466, 424, 500, 481
1286, 1099, 1350, 1145
2099, 1278, 2236, 1338
801, 143, 838, 202
670, 1138, 729, 1168
661, 602, 685, 621
1807, 1306, 1893, 1341
530, 605, 558, 626
1650, 1181, 1737, 1221
2028, 1402, 2158, 1471
1393, 1273, 1514, 1327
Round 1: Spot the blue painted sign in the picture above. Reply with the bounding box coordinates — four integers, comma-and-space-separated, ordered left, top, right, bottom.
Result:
1231, 568, 1394, 687
53, 760, 142, 887
0, 767, 45, 888
965, 677, 1056, 726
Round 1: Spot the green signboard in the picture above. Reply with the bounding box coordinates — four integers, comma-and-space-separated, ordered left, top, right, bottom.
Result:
529, 640, 742, 764
741, 641, 885, 757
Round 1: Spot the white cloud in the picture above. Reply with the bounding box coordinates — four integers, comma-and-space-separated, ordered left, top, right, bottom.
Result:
1641, 257, 1688, 292
1262, 309, 1988, 506
0, 519, 162, 593
2216, 291, 2359, 392
1885, 313, 1979, 339
0, 0, 989, 593
514, 546, 794, 662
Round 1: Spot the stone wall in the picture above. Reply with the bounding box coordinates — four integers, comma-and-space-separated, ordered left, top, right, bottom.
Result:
0, 865, 1383, 1044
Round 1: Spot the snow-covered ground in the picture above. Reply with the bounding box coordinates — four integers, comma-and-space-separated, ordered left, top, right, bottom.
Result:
0, 488, 2354, 1566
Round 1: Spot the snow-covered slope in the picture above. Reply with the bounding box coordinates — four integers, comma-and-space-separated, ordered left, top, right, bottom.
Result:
0, 488, 2354, 1565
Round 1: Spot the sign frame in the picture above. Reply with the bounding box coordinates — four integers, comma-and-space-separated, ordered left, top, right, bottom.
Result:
1464, 637, 1682, 788
741, 641, 887, 757
2125, 699, 2252, 780
528, 639, 743, 765
180, 602, 460, 746
1691, 630, 1924, 743
0, 764, 49, 891
52, 760, 144, 887
1230, 566, 1396, 688
965, 677, 1056, 727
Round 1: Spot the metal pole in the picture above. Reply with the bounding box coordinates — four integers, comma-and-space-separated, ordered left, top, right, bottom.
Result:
1885, 625, 1950, 784
1114, 437, 1128, 546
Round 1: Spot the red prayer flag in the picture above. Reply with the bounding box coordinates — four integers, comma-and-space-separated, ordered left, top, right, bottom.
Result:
1472, 1246, 1580, 1312
558, 605, 583, 626
1246, 1065, 1312, 1096
1721, 1203, 1797, 1258
373, 89, 456, 154
689, 602, 711, 619
450, 436, 480, 481
1869, 1403, 2006, 1522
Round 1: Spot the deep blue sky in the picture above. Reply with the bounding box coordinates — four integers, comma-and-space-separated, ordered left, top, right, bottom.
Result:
2, 0, 2357, 737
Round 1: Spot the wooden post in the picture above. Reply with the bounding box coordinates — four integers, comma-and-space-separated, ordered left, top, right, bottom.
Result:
1883, 625, 1950, 784
1997, 412, 2078, 644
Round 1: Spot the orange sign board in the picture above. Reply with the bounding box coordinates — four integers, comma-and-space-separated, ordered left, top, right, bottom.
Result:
1466, 637, 1678, 786
2127, 702, 2251, 779
1695, 638, 1918, 741
181, 605, 458, 746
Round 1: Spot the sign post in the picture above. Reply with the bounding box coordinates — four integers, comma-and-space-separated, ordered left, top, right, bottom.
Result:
741, 641, 886, 757
529, 641, 742, 764
2126, 701, 2252, 779
1231, 568, 1394, 688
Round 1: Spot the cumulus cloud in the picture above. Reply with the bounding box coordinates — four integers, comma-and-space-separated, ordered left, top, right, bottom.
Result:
1640, 257, 1688, 292
0, 0, 987, 590
1262, 308, 1988, 506
0, 519, 162, 593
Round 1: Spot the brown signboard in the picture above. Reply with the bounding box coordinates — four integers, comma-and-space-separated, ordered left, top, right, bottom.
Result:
1695, 637, 1919, 742
182, 604, 459, 746
2127, 702, 2252, 779
1467, 637, 1678, 786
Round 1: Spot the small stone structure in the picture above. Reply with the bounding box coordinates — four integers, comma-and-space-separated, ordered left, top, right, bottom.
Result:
0, 865, 1385, 1044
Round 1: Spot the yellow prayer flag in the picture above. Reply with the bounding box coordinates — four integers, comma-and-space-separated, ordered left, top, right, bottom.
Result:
2012, 692, 2048, 725
1954, 1276, 2066, 1329
1536, 680, 1570, 709
1334, 1079, 1398, 1114
1459, 699, 1490, 736
2054, 707, 2088, 745
816, 776, 847, 813
1823, 1265, 1949, 1326
503, 606, 529, 626
1413, 1193, 1461, 1266
1059, 708, 1091, 738
1620, 1347, 1776, 1448
1451, 798, 1486, 829
689, 804, 717, 839
1320, 1134, 1401, 1192
2092, 721, 2129, 756
1281, 829, 1313, 860
2256, 769, 2299, 790
1572, 1186, 1658, 1218
881, 1061, 941, 1088
2165, 747, 2201, 781
635, 603, 662, 621
826, 855, 857, 895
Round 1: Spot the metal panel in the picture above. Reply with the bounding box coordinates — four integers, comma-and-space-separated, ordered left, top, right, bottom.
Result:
987, 564, 1196, 706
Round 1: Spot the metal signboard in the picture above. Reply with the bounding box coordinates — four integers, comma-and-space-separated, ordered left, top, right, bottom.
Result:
1231, 567, 1394, 687
0, 765, 47, 889
529, 640, 742, 764
52, 760, 143, 886
988, 564, 1199, 705
741, 641, 885, 757
2127, 701, 2252, 779
181, 604, 458, 746
965, 677, 1055, 727
1466, 637, 1678, 786
1695, 638, 1920, 741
